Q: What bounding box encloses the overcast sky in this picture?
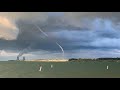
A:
[1,12,120,60]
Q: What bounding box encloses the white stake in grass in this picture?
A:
[107,65,109,70]
[39,66,42,71]
[51,64,53,68]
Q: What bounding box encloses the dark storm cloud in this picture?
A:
[64,12,120,20]
[0,18,120,52]
[35,16,88,32]
[51,17,120,51]
[15,19,86,52]
[1,18,82,53]
[1,12,120,58]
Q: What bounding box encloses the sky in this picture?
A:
[1,12,120,60]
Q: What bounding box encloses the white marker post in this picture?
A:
[39,66,42,71]
[51,65,53,68]
[107,65,109,70]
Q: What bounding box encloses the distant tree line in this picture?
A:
[69,57,120,62]
[97,58,120,60]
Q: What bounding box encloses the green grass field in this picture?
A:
[0,61,119,78]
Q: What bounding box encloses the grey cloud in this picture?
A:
[1,12,120,59]
[64,12,120,20]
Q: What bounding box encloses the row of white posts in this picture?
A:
[39,64,53,71]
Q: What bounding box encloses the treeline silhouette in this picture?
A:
[69,57,120,62]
